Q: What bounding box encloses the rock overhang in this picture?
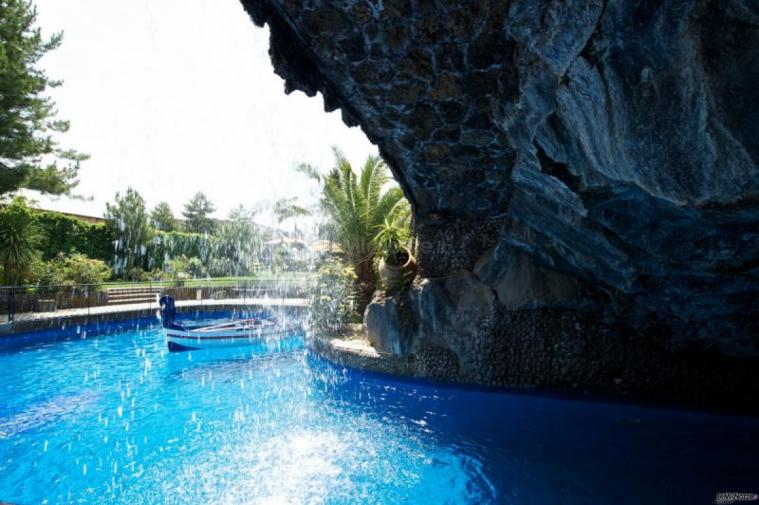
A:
[239,0,759,388]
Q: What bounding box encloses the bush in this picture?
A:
[186,257,207,278]
[146,268,171,281]
[125,266,148,282]
[208,257,233,277]
[33,210,113,261]
[307,261,359,337]
[33,253,111,286]
[166,255,207,280]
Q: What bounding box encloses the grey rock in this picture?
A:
[363,294,415,355]
[240,0,759,408]
[474,245,582,310]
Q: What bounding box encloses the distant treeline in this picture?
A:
[31,208,214,271]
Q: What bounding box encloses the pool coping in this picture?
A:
[309,329,759,419]
[0,298,308,336]
[310,328,424,379]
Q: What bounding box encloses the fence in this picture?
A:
[0,277,311,323]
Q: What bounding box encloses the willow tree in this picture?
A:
[0,0,87,196]
[215,205,260,276]
[300,149,409,313]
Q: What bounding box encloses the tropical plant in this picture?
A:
[372,215,411,266]
[0,197,41,284]
[299,148,410,313]
[0,0,87,196]
[308,260,359,336]
[273,197,309,225]
[182,192,216,234]
[105,187,151,277]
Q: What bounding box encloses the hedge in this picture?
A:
[32,211,114,262]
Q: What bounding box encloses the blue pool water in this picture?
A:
[1,315,758,504]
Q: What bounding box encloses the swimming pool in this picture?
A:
[1,315,757,504]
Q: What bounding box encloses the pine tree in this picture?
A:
[150,202,176,232]
[0,0,87,196]
[182,192,216,234]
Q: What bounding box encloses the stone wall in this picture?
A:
[364,273,759,413]
[239,0,759,409]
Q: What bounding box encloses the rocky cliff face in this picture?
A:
[240,0,759,408]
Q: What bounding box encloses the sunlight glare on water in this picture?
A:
[0,316,757,504]
[0,318,494,504]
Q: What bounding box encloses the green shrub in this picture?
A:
[146,268,172,281]
[166,255,207,280]
[308,261,359,336]
[125,266,148,282]
[208,257,233,277]
[33,253,111,286]
[186,257,207,278]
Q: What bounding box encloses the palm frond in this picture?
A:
[317,150,412,289]
[295,162,322,183]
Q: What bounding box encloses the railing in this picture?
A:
[0,277,311,323]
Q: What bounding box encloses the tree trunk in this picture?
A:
[354,258,375,317]
[3,259,13,285]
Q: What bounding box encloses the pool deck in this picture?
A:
[0,298,308,335]
[310,325,418,378]
[312,325,461,383]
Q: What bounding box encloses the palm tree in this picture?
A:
[273,197,310,224]
[273,196,310,238]
[300,148,410,313]
[0,198,41,285]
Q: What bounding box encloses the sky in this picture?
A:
[28,0,376,221]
